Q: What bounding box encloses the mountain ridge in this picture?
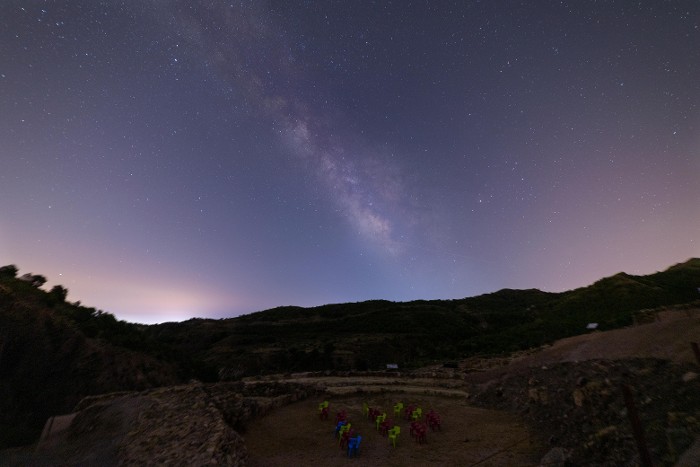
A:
[1,258,699,449]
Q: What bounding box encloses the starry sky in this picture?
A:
[1,1,698,324]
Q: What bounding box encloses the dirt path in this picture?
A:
[243,394,541,466]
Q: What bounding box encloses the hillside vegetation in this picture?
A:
[0,267,180,448]
[148,258,700,377]
[1,259,699,449]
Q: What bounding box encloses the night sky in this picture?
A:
[2,1,698,324]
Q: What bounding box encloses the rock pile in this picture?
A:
[31,381,320,466]
[470,358,700,466]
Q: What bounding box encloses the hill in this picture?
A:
[1,258,699,451]
[9,306,700,466]
[0,267,181,448]
[146,258,700,377]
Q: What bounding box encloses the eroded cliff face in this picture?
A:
[29,381,320,466]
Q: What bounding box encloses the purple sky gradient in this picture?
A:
[1,1,698,323]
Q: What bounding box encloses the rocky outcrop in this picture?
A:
[29,381,320,466]
[471,358,700,466]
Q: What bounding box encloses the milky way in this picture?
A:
[1,1,698,323]
[160,2,414,254]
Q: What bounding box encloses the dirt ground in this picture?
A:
[243,394,541,466]
[243,308,700,466]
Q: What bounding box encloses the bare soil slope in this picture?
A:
[513,309,700,365]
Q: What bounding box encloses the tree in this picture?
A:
[20,273,47,287]
[0,265,18,279]
[49,285,68,302]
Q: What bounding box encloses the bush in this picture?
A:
[0,264,18,279]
